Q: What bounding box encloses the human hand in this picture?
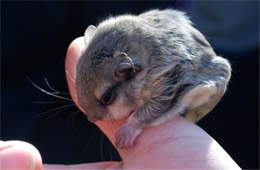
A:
[0,37,241,170]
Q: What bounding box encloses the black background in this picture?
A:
[1,1,259,169]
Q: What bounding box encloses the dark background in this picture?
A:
[1,1,259,169]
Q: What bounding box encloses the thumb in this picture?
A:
[0,140,42,170]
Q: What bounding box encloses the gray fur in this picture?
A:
[76,9,231,148]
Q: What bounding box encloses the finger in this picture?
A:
[65,37,124,144]
[43,162,121,170]
[0,140,42,170]
[65,36,85,114]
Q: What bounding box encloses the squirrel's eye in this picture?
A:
[101,88,115,106]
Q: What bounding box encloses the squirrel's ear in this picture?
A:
[115,57,141,79]
[84,25,96,45]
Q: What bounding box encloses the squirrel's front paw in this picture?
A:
[115,124,141,149]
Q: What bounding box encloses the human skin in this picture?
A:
[0,37,241,170]
[0,141,42,170]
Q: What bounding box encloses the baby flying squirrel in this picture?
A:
[76,9,231,149]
